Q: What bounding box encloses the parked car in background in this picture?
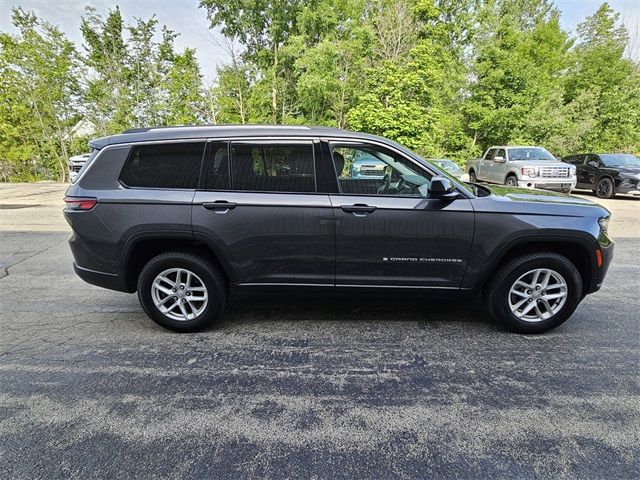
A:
[351,153,387,179]
[428,159,464,180]
[467,146,576,193]
[65,125,613,335]
[68,153,91,182]
[563,153,640,198]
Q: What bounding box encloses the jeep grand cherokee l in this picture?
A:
[64,126,613,334]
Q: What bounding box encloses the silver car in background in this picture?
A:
[429,159,465,180]
[68,153,91,182]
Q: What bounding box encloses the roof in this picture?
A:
[88,124,380,149]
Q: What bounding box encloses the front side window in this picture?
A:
[120,142,204,189]
[230,143,316,193]
[331,144,432,197]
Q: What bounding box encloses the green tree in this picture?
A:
[565,3,640,152]
[165,49,205,125]
[199,0,309,123]
[0,8,80,181]
[464,3,573,153]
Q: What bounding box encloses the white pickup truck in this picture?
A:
[467,146,576,193]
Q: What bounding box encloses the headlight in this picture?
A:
[570,166,576,176]
[598,216,610,234]
[521,167,538,177]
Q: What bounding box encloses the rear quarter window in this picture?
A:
[120,142,205,189]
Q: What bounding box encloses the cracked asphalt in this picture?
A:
[0,183,638,479]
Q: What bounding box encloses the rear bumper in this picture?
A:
[73,263,130,293]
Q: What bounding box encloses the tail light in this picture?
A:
[64,196,97,211]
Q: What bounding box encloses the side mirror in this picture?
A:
[430,176,459,200]
[588,161,599,168]
[494,156,506,163]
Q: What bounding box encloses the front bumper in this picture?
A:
[616,180,640,195]
[588,241,614,294]
[518,179,577,191]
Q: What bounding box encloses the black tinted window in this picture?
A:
[204,142,230,190]
[120,142,204,189]
[230,143,316,192]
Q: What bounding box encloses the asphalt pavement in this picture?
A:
[0,183,638,479]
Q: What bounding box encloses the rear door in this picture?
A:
[326,140,474,289]
[192,139,335,288]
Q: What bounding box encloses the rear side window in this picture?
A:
[120,142,205,189]
[230,143,316,192]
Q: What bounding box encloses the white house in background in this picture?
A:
[66,119,96,139]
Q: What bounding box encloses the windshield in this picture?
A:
[508,147,556,162]
[599,154,640,167]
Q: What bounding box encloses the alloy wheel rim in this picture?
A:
[508,268,568,323]
[597,179,611,197]
[151,268,208,321]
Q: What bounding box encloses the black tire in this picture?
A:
[137,252,227,332]
[485,252,582,334]
[595,177,615,199]
[469,170,477,182]
[505,175,518,187]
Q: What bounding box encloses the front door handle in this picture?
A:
[202,201,237,213]
[341,204,376,215]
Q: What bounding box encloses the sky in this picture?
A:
[1,0,639,81]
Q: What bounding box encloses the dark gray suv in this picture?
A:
[64,126,613,333]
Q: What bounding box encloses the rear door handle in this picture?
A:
[202,201,237,213]
[341,204,376,215]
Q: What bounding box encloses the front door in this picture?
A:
[327,142,474,289]
[192,139,335,287]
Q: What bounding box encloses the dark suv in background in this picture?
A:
[65,126,613,334]
[563,153,640,198]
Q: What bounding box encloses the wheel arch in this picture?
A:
[504,172,519,184]
[476,236,597,297]
[120,232,233,293]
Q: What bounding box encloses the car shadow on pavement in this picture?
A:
[218,293,497,332]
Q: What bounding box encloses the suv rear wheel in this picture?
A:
[485,252,582,334]
[137,252,226,332]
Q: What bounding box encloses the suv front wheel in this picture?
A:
[486,252,582,333]
[137,252,227,332]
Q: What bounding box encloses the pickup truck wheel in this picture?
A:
[595,177,615,199]
[137,252,226,332]
[505,175,518,187]
[469,170,477,182]
[486,253,582,334]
